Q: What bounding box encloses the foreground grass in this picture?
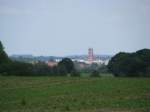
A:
[0,76,150,112]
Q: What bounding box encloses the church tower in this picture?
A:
[88,48,94,63]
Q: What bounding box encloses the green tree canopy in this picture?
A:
[0,41,9,64]
[58,58,75,75]
[0,41,4,53]
[108,49,150,77]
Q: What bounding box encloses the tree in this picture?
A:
[32,62,52,76]
[57,58,75,75]
[0,41,4,53]
[0,41,10,64]
[0,61,33,76]
[108,49,150,77]
[57,65,68,76]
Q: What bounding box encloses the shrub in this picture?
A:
[90,70,100,77]
[70,70,80,77]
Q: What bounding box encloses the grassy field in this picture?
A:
[0,76,150,112]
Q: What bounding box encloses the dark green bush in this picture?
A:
[90,70,100,77]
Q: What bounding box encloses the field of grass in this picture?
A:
[0,76,150,112]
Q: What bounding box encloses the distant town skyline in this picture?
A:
[1,0,150,56]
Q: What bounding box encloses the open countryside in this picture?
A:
[1,0,150,112]
[0,76,150,112]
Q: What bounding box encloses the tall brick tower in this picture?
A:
[88,48,94,63]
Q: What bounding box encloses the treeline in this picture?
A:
[0,58,78,76]
[108,49,150,77]
[0,41,78,76]
[1,40,150,77]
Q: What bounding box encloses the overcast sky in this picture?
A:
[0,0,150,56]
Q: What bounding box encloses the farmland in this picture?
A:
[0,76,150,112]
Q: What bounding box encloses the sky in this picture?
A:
[0,0,150,56]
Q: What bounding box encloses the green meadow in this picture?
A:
[0,76,150,112]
